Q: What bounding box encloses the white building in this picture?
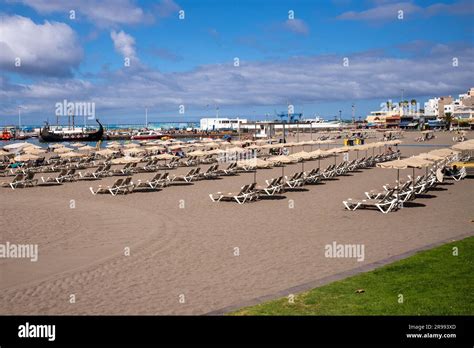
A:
[200,117,247,131]
[424,97,440,117]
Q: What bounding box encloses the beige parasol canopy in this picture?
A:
[187,150,208,157]
[14,153,39,162]
[429,148,459,157]
[224,147,246,153]
[123,147,146,155]
[153,153,177,160]
[289,151,313,161]
[266,155,298,164]
[111,156,142,164]
[59,151,86,158]
[416,153,445,162]
[79,145,96,152]
[237,158,273,169]
[452,140,474,151]
[49,143,65,149]
[308,149,330,158]
[206,149,226,155]
[54,147,73,154]
[71,142,86,147]
[124,143,141,148]
[95,149,117,156]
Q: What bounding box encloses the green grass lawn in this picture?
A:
[231,236,474,315]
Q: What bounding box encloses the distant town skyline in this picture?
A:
[1,0,473,125]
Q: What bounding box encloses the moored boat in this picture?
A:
[39,119,104,142]
[130,130,163,140]
[1,129,13,141]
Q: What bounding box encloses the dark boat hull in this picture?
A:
[39,120,104,142]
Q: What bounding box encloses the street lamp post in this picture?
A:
[17,106,26,131]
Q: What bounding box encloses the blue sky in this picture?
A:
[1,0,473,125]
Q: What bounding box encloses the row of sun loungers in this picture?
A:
[89,164,235,196]
[343,165,466,213]
[208,153,400,204]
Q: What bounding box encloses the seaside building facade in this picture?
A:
[200,117,247,131]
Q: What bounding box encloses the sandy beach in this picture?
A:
[0,131,472,315]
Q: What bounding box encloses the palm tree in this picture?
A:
[410,99,417,115]
[445,112,453,130]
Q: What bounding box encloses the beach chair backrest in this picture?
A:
[122,177,132,186]
[25,171,35,180]
[13,173,25,182]
[151,172,162,181]
[238,184,250,195]
[112,178,124,188]
[248,182,256,192]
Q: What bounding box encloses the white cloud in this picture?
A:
[283,19,309,35]
[9,0,151,26]
[0,15,83,76]
[337,0,474,21]
[154,0,180,18]
[1,44,473,120]
[110,30,137,60]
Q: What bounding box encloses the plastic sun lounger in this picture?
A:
[90,177,134,196]
[343,196,398,214]
[322,165,336,179]
[78,166,104,180]
[3,172,38,189]
[133,172,169,191]
[40,169,68,184]
[209,183,258,204]
[445,167,467,181]
[171,168,200,182]
[256,177,283,196]
[285,172,305,188]
[215,162,237,175]
[200,164,219,179]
